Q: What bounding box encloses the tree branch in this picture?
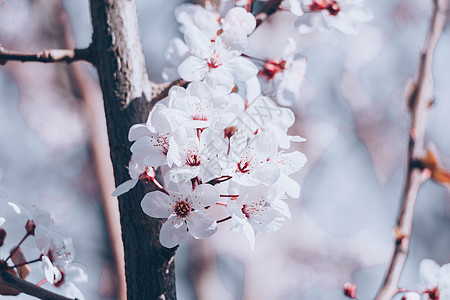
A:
[0,47,92,64]
[375,0,448,299]
[0,268,76,300]
[255,0,282,27]
[89,0,176,299]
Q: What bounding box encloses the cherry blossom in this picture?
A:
[162,37,190,81]
[420,259,450,300]
[175,4,221,40]
[227,185,288,249]
[402,292,421,300]
[273,151,307,198]
[178,26,258,93]
[129,103,181,168]
[258,38,307,107]
[34,225,75,267]
[293,0,373,35]
[141,182,219,248]
[112,157,155,197]
[220,7,256,51]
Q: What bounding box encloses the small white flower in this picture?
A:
[162,38,190,81]
[220,7,256,51]
[259,39,307,107]
[402,292,421,300]
[227,185,287,249]
[420,259,450,299]
[175,4,221,40]
[273,151,307,198]
[178,26,258,93]
[141,183,220,248]
[35,225,74,266]
[112,158,155,197]
[294,0,373,35]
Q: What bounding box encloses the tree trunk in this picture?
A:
[88,1,177,299]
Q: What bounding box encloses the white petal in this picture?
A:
[143,152,167,168]
[271,199,291,219]
[184,26,214,59]
[7,201,21,214]
[59,282,85,300]
[141,191,172,218]
[205,68,235,94]
[191,184,220,209]
[178,56,208,82]
[439,263,450,290]
[276,175,300,199]
[276,151,307,175]
[250,209,285,233]
[187,211,217,239]
[227,57,258,82]
[253,163,280,185]
[420,259,440,285]
[164,37,189,64]
[168,166,200,183]
[402,292,420,300]
[128,124,152,141]
[41,255,55,284]
[0,217,4,226]
[280,0,303,16]
[159,216,188,248]
[112,179,139,197]
[130,136,155,155]
[35,225,52,254]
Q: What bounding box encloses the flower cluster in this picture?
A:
[114,0,372,249]
[402,259,450,300]
[0,201,86,299]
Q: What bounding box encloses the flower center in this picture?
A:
[258,60,286,80]
[207,53,223,69]
[186,153,201,166]
[192,114,208,121]
[425,287,439,300]
[241,199,266,219]
[174,201,191,218]
[151,134,170,155]
[237,160,252,173]
[309,0,340,16]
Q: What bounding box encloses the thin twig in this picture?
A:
[0,47,92,64]
[216,216,231,223]
[5,233,30,262]
[375,0,448,299]
[0,268,77,300]
[255,0,283,27]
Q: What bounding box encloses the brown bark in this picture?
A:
[375,0,448,299]
[0,267,76,300]
[88,1,176,299]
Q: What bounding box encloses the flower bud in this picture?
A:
[0,228,6,247]
[25,220,36,235]
[224,126,238,139]
[343,282,357,299]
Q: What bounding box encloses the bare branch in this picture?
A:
[0,47,92,64]
[255,0,283,27]
[150,79,187,106]
[375,0,448,299]
[0,268,77,300]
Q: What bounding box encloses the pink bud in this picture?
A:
[343,282,357,299]
[25,220,36,235]
[0,228,6,247]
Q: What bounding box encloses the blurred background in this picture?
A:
[0,0,449,299]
